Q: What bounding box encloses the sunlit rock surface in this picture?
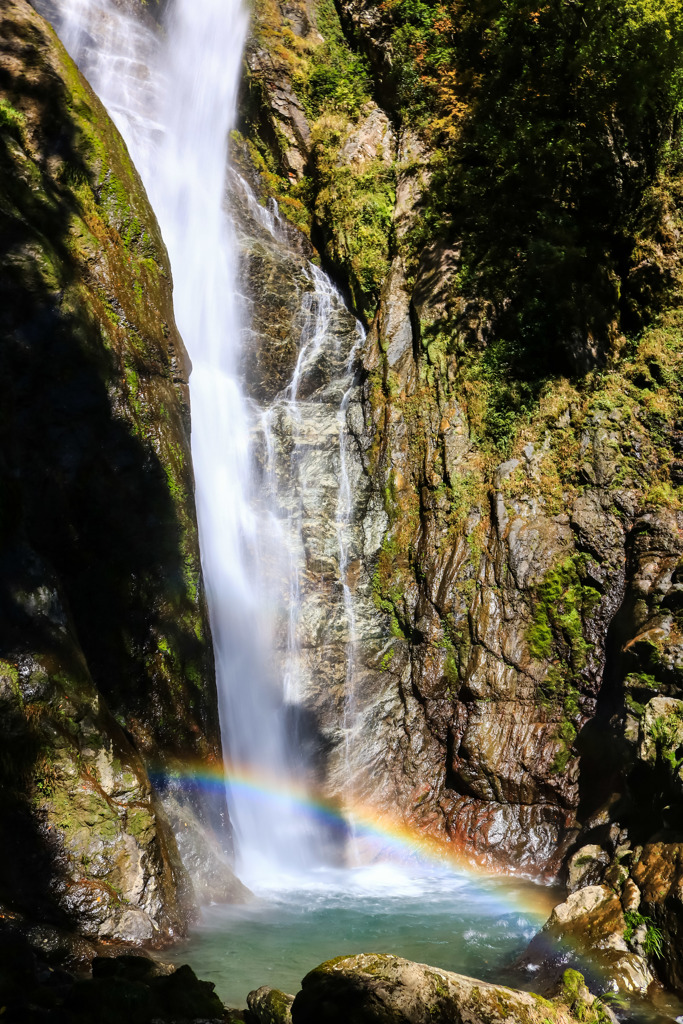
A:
[237,0,683,902]
[289,954,607,1024]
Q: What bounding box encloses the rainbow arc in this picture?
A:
[150,760,558,920]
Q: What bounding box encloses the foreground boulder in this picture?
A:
[289,953,608,1024]
[247,985,294,1024]
[0,929,228,1024]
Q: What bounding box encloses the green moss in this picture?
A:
[0,98,26,139]
[562,969,584,1001]
[0,660,21,702]
[127,808,154,840]
[164,463,186,504]
[645,480,683,510]
[624,693,647,718]
[528,555,601,671]
[380,647,395,671]
[313,128,395,320]
[649,708,683,777]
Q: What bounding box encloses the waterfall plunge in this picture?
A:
[41,0,362,879]
[155,0,320,876]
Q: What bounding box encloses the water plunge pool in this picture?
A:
[165,864,557,1008]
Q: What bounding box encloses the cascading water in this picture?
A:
[37,0,553,1005]
[150,0,324,876]
[40,0,353,876]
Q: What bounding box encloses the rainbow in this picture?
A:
[148,761,631,999]
[149,760,558,921]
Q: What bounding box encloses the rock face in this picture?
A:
[0,0,232,942]
[236,0,683,996]
[290,954,604,1024]
[228,171,399,824]
[236,0,683,925]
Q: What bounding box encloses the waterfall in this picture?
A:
[37,0,366,880]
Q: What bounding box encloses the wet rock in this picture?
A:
[523,885,654,995]
[567,846,610,892]
[232,175,317,402]
[248,985,294,1024]
[620,877,641,913]
[158,788,252,906]
[291,953,599,1024]
[631,840,683,991]
[547,885,621,931]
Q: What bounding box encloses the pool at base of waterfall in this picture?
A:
[164,863,558,1008]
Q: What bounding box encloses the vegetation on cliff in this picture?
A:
[238,0,395,318]
[388,0,683,373]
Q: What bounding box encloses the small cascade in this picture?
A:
[39,0,371,879]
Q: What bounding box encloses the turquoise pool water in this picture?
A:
[165,863,557,1008]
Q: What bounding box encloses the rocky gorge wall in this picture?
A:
[237,0,683,994]
[4,0,683,1003]
[0,0,242,950]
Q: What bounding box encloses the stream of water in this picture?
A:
[35,0,559,1005]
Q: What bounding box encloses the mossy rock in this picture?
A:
[291,953,590,1024]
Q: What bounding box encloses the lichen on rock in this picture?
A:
[291,953,612,1024]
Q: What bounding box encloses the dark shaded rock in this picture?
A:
[0,0,237,941]
[0,927,227,1023]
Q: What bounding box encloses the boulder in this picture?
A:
[521,884,654,995]
[247,985,294,1024]
[291,953,601,1024]
[567,846,609,892]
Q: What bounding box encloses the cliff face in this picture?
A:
[239,0,683,993]
[6,0,683,996]
[0,0,236,945]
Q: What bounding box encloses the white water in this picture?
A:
[41,0,359,877]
